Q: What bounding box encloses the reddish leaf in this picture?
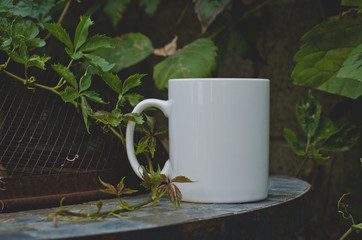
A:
[167,185,176,207]
[171,176,193,183]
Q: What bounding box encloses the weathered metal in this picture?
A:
[0,175,311,240]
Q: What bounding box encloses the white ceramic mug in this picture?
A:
[126,78,270,203]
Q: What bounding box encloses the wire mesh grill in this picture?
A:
[0,70,132,211]
[0,71,124,178]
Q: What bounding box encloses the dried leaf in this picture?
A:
[153,36,178,57]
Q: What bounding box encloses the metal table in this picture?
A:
[0,175,310,240]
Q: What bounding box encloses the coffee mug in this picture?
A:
[126,78,270,203]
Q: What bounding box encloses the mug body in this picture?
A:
[168,78,269,203]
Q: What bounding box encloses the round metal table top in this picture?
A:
[0,175,311,240]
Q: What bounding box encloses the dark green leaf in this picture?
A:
[92,33,153,72]
[283,128,306,156]
[112,109,122,118]
[104,0,131,26]
[44,22,73,51]
[320,124,359,152]
[122,73,145,94]
[79,67,92,92]
[341,0,362,8]
[74,16,93,51]
[153,38,217,89]
[80,96,92,133]
[97,69,122,93]
[309,146,329,166]
[193,0,231,33]
[52,64,78,90]
[291,15,362,99]
[8,51,26,64]
[138,0,160,15]
[60,86,79,102]
[313,113,340,144]
[79,35,118,52]
[65,47,83,60]
[295,92,321,137]
[122,113,144,125]
[19,41,28,61]
[82,91,106,104]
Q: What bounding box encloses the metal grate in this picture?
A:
[0,70,131,212]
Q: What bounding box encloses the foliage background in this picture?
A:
[1,0,361,239]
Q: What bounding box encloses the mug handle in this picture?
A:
[126,99,171,179]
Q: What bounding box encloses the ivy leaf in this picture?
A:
[99,177,117,196]
[309,146,329,166]
[122,73,145,94]
[291,15,362,99]
[80,96,92,133]
[193,0,231,33]
[79,67,92,92]
[104,0,131,27]
[336,43,362,82]
[319,124,359,152]
[312,113,340,144]
[124,93,144,107]
[92,33,153,72]
[83,53,115,72]
[60,86,79,102]
[82,91,106,104]
[97,69,122,93]
[284,128,306,156]
[44,22,73,52]
[28,55,51,70]
[153,38,217,89]
[341,0,362,8]
[138,0,160,15]
[295,92,321,138]
[171,176,193,183]
[79,35,118,52]
[52,64,78,90]
[74,16,93,51]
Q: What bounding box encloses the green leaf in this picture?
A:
[149,137,156,158]
[193,0,231,33]
[309,146,329,166]
[92,33,153,72]
[28,55,51,70]
[60,86,79,102]
[74,16,93,51]
[82,91,106,104]
[104,0,131,26]
[124,93,144,107]
[283,128,306,156]
[44,22,73,51]
[83,53,115,72]
[138,0,160,15]
[295,92,321,137]
[52,64,78,90]
[79,35,118,52]
[291,15,362,99]
[122,73,145,94]
[80,96,92,133]
[319,124,359,152]
[97,69,122,93]
[79,67,92,92]
[341,0,362,8]
[336,43,362,82]
[153,38,217,89]
[313,113,340,144]
[135,136,150,155]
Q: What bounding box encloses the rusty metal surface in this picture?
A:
[0,175,311,240]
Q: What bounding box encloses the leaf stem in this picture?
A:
[109,126,125,145]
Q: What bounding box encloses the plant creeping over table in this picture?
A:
[0,2,193,225]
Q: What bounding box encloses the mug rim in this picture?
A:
[169,78,269,82]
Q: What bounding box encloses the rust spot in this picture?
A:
[133,43,144,50]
